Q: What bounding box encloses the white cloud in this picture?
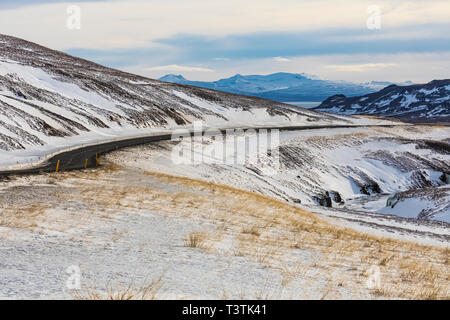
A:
[131,53,449,83]
[3,1,447,84]
[324,63,397,72]
[273,57,290,62]
[1,0,450,50]
[146,65,214,72]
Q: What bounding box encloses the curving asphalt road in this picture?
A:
[0,124,403,177]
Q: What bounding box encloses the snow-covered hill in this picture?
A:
[159,72,377,102]
[107,125,450,223]
[0,34,358,168]
[314,80,450,123]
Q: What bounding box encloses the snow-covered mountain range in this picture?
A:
[0,34,363,168]
[159,73,379,102]
[314,80,450,123]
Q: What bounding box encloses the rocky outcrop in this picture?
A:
[312,192,332,207]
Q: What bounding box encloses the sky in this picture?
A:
[0,0,449,83]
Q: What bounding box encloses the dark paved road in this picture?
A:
[0,124,404,177]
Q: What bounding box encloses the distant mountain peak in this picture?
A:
[158,72,376,102]
[158,74,187,82]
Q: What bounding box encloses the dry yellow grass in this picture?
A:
[140,171,450,299]
[241,224,262,237]
[1,164,449,299]
[72,277,163,300]
[0,203,49,230]
[184,231,208,249]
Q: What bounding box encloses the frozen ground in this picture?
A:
[106,125,450,224]
[2,126,447,300]
[0,166,448,299]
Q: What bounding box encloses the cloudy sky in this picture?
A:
[1,0,449,83]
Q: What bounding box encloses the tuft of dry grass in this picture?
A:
[254,246,278,266]
[413,286,444,300]
[280,262,310,288]
[378,254,395,266]
[72,278,163,300]
[241,224,261,237]
[184,231,208,249]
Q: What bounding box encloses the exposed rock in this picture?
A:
[360,182,381,195]
[329,191,344,203]
[439,172,449,184]
[313,191,332,207]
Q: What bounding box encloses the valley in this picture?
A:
[0,33,448,300]
[106,125,450,224]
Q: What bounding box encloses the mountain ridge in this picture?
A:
[0,34,361,168]
[158,72,379,102]
[313,79,450,123]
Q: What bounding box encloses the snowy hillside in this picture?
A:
[314,80,450,123]
[379,186,450,222]
[0,34,356,168]
[107,125,450,222]
[159,72,377,102]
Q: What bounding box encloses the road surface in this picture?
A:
[0,124,403,177]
